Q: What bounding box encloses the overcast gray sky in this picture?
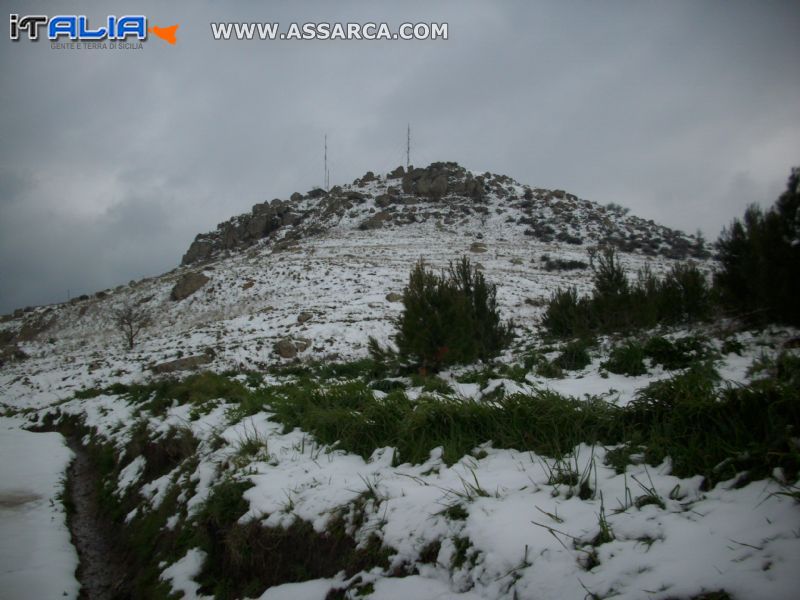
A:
[1,0,798,314]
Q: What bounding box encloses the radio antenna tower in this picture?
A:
[406,123,411,169]
[324,134,330,191]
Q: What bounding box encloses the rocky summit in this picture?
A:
[180,161,709,267]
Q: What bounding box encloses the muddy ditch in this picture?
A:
[29,411,185,599]
[32,410,399,600]
[65,438,131,600]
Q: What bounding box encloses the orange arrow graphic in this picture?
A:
[149,24,179,44]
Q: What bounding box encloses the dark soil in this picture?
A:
[66,439,129,600]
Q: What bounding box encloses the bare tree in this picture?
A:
[112,300,151,350]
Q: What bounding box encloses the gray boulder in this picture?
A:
[359,211,392,230]
[275,337,312,359]
[375,194,394,208]
[416,177,431,196]
[387,166,405,179]
[272,239,300,253]
[248,214,269,238]
[275,339,297,359]
[170,272,210,301]
[181,239,213,265]
[470,242,488,253]
[430,174,448,198]
[294,338,312,352]
[401,174,414,194]
[465,176,485,200]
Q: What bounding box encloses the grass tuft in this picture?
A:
[553,340,592,371]
[602,341,647,376]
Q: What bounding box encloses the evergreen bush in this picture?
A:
[543,247,713,337]
[395,257,513,370]
[714,167,800,326]
[553,340,592,371]
[602,341,647,376]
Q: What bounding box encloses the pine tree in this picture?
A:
[715,167,800,325]
[395,258,512,370]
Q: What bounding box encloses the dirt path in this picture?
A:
[66,440,130,600]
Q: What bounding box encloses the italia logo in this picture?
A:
[9,14,179,44]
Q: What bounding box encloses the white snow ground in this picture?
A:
[0,417,79,599]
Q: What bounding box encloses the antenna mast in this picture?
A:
[324,134,329,191]
[406,123,411,169]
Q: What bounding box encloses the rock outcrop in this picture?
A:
[359,211,392,231]
[177,161,711,266]
[400,162,485,201]
[274,337,311,359]
[182,199,302,265]
[170,272,210,301]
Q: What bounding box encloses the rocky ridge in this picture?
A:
[181,162,709,266]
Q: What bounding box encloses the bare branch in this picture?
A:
[112,299,151,350]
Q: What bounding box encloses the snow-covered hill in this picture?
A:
[0,162,711,406]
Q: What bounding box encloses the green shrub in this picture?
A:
[774,351,800,387]
[714,167,800,326]
[409,374,454,394]
[316,359,382,380]
[643,335,711,371]
[107,360,798,489]
[265,379,622,465]
[553,340,592,371]
[270,363,315,379]
[455,368,497,388]
[74,387,104,399]
[659,262,714,323]
[624,361,800,483]
[543,247,713,338]
[395,257,513,370]
[535,360,564,379]
[749,350,800,388]
[642,337,676,369]
[542,257,588,272]
[602,341,647,376]
[129,372,250,415]
[263,365,799,484]
[494,363,530,383]
[720,338,744,356]
[541,287,592,338]
[370,379,407,393]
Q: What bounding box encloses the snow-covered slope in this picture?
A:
[0,162,711,407]
[1,163,798,600]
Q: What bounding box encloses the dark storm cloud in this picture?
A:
[1,0,798,313]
